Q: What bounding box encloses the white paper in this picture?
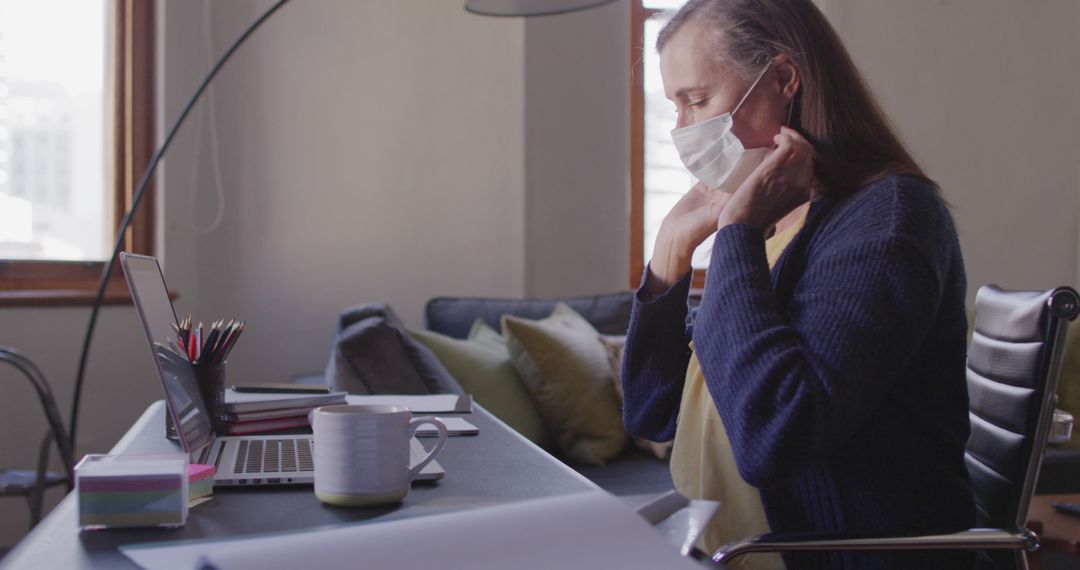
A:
[345,394,471,413]
[121,491,702,570]
[121,539,226,570]
[415,416,477,436]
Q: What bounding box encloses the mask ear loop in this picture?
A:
[731,62,773,118]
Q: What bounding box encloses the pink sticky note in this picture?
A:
[188,464,216,483]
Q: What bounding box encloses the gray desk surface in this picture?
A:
[2,400,598,569]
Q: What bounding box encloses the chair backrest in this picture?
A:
[965,285,1080,529]
[0,346,75,484]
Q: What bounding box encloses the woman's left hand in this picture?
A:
[717,127,815,232]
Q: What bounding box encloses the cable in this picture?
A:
[191,0,228,234]
[70,0,294,448]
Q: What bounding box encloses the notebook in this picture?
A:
[224,389,346,414]
[120,253,444,487]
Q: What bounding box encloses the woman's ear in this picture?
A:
[773,54,801,102]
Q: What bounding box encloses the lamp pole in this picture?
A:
[70,0,294,448]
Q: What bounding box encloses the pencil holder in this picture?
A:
[165,362,228,438]
[194,362,228,434]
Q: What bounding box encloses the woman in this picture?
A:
[621,1,975,568]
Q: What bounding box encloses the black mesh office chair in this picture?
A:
[0,346,75,529]
[710,285,1080,569]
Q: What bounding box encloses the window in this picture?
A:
[0,0,154,306]
[630,1,701,288]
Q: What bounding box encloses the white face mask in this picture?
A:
[670,63,772,193]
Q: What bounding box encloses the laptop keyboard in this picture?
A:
[228,438,439,477]
[234,438,314,474]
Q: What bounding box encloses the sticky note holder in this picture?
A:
[75,454,189,530]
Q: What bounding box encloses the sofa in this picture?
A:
[298,291,675,496]
[421,291,674,496]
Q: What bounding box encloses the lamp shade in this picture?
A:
[465,0,618,17]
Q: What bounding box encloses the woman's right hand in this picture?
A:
[646,181,732,293]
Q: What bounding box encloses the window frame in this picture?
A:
[628,2,652,289]
[629,2,707,292]
[0,0,155,307]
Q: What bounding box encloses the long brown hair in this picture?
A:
[657,0,930,196]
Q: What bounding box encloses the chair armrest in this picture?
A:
[712,528,1038,565]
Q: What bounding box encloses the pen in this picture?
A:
[203,323,222,364]
[187,332,197,363]
[213,320,235,362]
[178,316,244,364]
[215,322,239,364]
[221,321,245,362]
[1053,502,1080,519]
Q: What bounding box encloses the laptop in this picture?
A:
[120,252,444,487]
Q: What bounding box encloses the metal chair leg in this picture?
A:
[30,431,55,527]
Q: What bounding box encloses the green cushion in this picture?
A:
[501,304,628,465]
[468,320,507,352]
[1057,320,1080,448]
[409,327,549,447]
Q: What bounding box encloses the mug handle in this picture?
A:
[407,417,448,481]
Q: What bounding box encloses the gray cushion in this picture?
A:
[424,291,635,340]
[326,303,464,395]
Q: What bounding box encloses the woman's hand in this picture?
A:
[647,182,733,292]
[718,127,815,232]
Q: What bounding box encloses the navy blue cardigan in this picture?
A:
[622,176,975,569]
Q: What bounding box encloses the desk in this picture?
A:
[2,400,598,569]
[1027,494,1080,570]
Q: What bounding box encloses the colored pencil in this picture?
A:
[177,316,245,364]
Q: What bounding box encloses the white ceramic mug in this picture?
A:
[311,405,447,507]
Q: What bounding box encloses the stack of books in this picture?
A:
[221,388,347,435]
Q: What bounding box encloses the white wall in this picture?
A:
[524,2,630,297]
[161,0,633,396]
[166,0,529,388]
[813,0,1080,295]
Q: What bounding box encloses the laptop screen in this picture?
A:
[121,253,214,454]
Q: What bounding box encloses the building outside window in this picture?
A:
[0,0,107,261]
[641,0,693,265]
[0,0,154,306]
[631,0,697,286]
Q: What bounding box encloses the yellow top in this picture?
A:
[670,215,805,568]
